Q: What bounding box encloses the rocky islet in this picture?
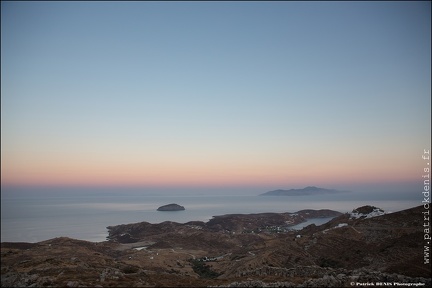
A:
[156,203,185,211]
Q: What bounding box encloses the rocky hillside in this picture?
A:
[1,205,430,287]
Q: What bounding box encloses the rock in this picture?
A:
[349,205,385,219]
[66,281,79,287]
[157,203,185,211]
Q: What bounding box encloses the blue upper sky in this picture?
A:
[1,1,431,190]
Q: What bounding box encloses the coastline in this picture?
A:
[2,205,430,287]
[0,194,419,243]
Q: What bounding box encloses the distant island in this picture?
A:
[157,203,185,211]
[259,186,348,196]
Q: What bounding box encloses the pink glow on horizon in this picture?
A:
[1,157,421,188]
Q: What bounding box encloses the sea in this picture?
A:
[0,187,421,243]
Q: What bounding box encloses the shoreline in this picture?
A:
[2,208,343,244]
[2,204,429,287]
[1,200,419,244]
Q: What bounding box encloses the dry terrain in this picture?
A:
[1,206,430,287]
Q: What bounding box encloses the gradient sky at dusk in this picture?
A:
[1,1,431,191]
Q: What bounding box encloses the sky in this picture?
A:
[1,1,431,193]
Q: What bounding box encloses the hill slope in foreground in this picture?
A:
[1,205,430,287]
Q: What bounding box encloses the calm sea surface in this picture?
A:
[1,192,419,243]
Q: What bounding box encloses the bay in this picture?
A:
[1,191,419,243]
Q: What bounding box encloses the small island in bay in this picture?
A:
[157,203,185,211]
